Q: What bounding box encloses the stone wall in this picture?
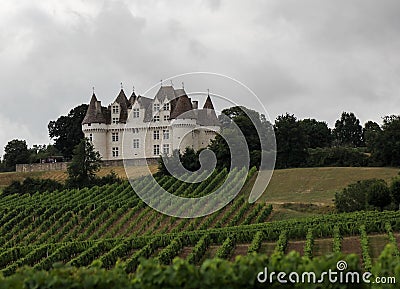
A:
[16,162,70,173]
[15,158,159,173]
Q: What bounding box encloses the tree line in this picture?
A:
[1,103,400,172]
[166,107,400,171]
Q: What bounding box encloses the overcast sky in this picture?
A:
[1,0,400,157]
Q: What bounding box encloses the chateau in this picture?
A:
[82,85,220,161]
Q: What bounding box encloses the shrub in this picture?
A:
[307,147,369,167]
[3,177,63,196]
[335,179,391,212]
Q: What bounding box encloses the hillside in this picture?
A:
[0,170,399,277]
[263,167,399,204]
[0,165,158,189]
[1,166,398,198]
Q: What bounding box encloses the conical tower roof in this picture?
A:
[170,93,194,119]
[82,93,107,124]
[203,95,215,109]
[198,95,220,126]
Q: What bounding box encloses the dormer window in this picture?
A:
[112,105,119,114]
[163,103,170,111]
[153,103,160,112]
[112,117,119,124]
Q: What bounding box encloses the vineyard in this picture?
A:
[0,168,400,287]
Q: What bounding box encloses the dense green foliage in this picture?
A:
[335,179,393,212]
[66,138,102,188]
[48,104,88,159]
[2,139,31,171]
[333,112,363,147]
[274,113,308,168]
[157,148,201,176]
[373,115,400,166]
[209,106,274,169]
[1,245,399,289]
[3,177,63,196]
[306,147,369,167]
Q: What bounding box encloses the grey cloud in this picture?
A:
[0,0,399,156]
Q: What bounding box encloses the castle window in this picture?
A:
[163,103,170,111]
[112,147,119,157]
[163,144,170,155]
[133,108,140,118]
[153,130,160,140]
[163,115,169,121]
[112,105,119,114]
[153,115,160,122]
[112,117,119,124]
[112,132,119,142]
[89,134,93,142]
[153,103,160,112]
[153,145,160,155]
[163,130,169,140]
[133,139,139,149]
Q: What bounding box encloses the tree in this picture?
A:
[221,107,262,152]
[48,104,88,159]
[373,115,400,166]
[157,148,201,176]
[3,139,31,171]
[333,112,363,147]
[3,178,63,196]
[363,121,381,153]
[181,147,201,172]
[299,118,332,149]
[66,138,101,188]
[29,144,61,164]
[367,180,391,211]
[208,106,275,169]
[274,113,308,168]
[390,177,400,209]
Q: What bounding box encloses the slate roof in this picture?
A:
[82,93,107,124]
[170,93,194,119]
[82,85,220,126]
[129,91,137,107]
[203,95,214,109]
[136,96,153,122]
[113,89,130,123]
[154,85,176,102]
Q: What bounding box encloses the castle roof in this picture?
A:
[113,89,130,123]
[82,84,220,126]
[196,95,218,126]
[136,96,153,122]
[170,92,194,119]
[129,91,137,106]
[82,93,107,124]
[155,85,176,102]
[203,95,214,109]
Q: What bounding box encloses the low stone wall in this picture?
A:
[16,158,159,173]
[16,162,70,173]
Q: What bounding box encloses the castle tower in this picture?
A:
[82,92,108,159]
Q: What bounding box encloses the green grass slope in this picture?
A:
[261,167,399,205]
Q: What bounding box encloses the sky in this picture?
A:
[0,0,400,157]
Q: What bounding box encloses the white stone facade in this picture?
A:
[82,86,220,161]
